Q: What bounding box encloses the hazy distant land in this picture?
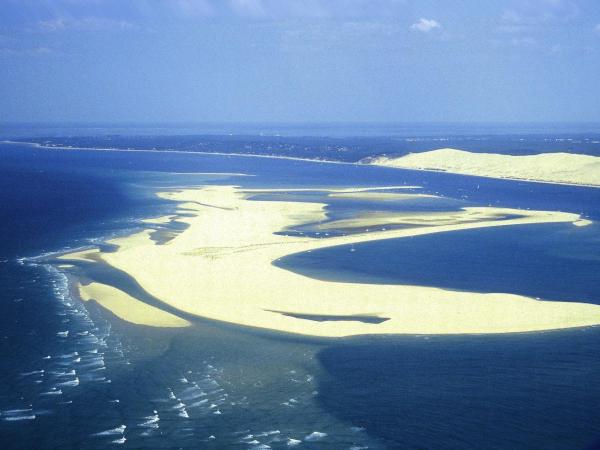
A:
[8,138,600,187]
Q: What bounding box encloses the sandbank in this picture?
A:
[242,186,421,193]
[59,185,600,337]
[328,192,437,201]
[79,282,191,328]
[368,148,600,187]
[58,248,101,263]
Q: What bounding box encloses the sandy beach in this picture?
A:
[63,185,600,337]
[368,148,600,187]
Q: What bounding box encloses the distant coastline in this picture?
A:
[0,140,350,166]
[3,139,600,188]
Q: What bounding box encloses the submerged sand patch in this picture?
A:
[62,185,600,337]
[316,208,519,231]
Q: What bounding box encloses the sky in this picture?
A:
[1,0,600,123]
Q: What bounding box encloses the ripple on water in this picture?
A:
[2,260,131,433]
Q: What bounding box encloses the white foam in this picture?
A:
[51,370,76,377]
[40,389,62,396]
[187,399,208,408]
[3,414,36,421]
[180,385,206,400]
[304,431,327,441]
[58,377,79,387]
[139,413,160,429]
[79,359,104,369]
[20,370,44,376]
[93,425,126,436]
[256,430,280,437]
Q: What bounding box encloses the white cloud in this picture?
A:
[410,18,440,33]
[595,23,600,35]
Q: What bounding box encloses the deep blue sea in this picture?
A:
[1,124,600,449]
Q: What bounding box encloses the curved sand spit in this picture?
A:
[65,185,600,337]
[368,148,600,187]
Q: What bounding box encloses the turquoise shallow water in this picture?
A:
[1,135,600,449]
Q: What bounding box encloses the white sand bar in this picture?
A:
[242,186,421,193]
[64,185,600,337]
[368,148,600,187]
[79,282,191,328]
[327,192,437,201]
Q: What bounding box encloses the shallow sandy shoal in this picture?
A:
[64,185,600,337]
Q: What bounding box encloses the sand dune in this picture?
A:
[61,185,600,337]
[368,148,600,187]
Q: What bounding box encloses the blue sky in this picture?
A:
[1,0,600,123]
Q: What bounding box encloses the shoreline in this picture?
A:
[54,184,600,338]
[4,140,599,188]
[0,140,350,166]
[367,165,600,189]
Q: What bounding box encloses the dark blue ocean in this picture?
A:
[1,125,600,449]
